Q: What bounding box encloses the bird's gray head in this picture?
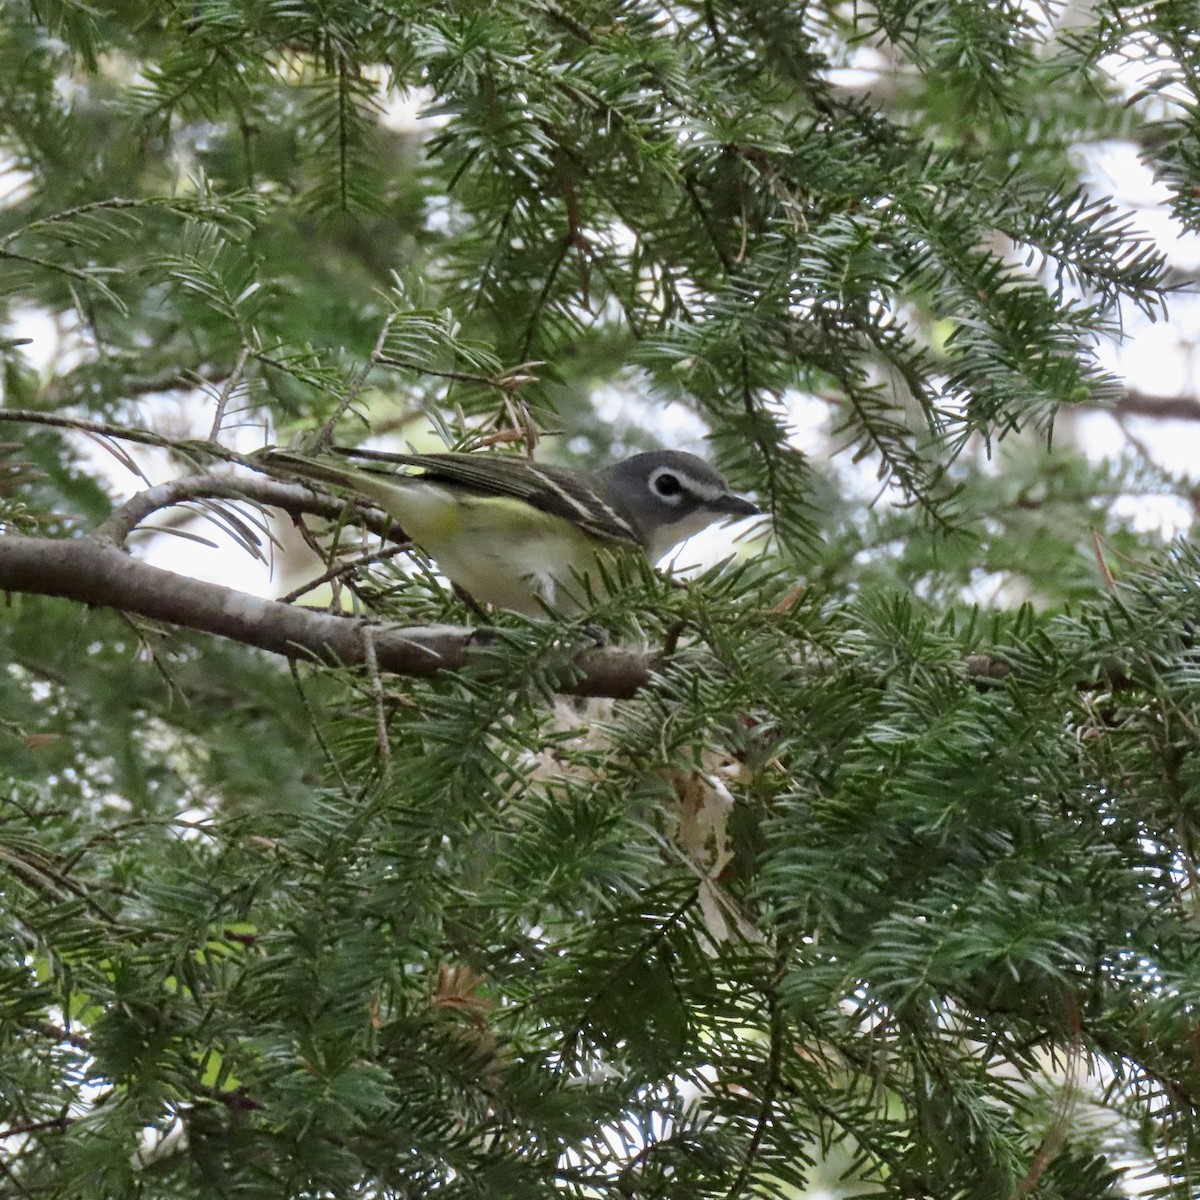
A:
[598,450,760,560]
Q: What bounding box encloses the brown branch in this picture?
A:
[32,1021,89,1052]
[1096,389,1200,423]
[0,456,1147,701]
[809,387,1200,424]
[0,1116,71,1140]
[0,525,1143,700]
[0,534,654,699]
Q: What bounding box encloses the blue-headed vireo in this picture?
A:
[262,446,760,615]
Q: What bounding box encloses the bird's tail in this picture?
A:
[255,448,416,517]
[257,448,366,492]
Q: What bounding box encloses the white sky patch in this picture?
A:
[375,81,452,133]
[0,152,35,209]
[785,389,832,449]
[1107,492,1195,538]
[659,510,765,578]
[1078,409,1200,481]
[1098,36,1197,111]
[591,380,711,453]
[1097,307,1200,398]
[3,303,93,377]
[1074,141,1200,271]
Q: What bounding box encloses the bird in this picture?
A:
[260,445,761,615]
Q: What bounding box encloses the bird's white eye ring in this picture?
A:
[653,471,683,498]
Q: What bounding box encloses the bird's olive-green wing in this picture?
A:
[330,448,643,547]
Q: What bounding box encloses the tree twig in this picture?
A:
[209,343,251,441]
[288,659,355,798]
[361,625,391,761]
[314,311,398,448]
[277,542,411,604]
[95,474,405,547]
[0,408,241,461]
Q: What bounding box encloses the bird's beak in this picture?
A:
[714,493,761,519]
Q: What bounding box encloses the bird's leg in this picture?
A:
[453,582,492,625]
[531,572,559,613]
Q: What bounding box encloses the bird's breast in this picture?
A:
[413,493,635,614]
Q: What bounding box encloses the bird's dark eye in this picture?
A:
[653,472,683,497]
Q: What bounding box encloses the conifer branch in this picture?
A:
[0,534,654,698]
[0,527,1150,699]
